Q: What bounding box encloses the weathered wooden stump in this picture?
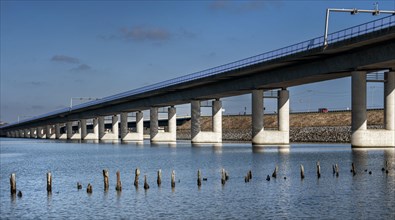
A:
[134,168,140,188]
[221,169,226,185]
[333,165,336,175]
[157,169,162,186]
[197,169,202,186]
[47,172,52,193]
[87,183,92,193]
[225,171,229,181]
[272,166,278,178]
[266,175,271,181]
[171,170,176,188]
[248,170,252,180]
[335,164,339,177]
[300,165,305,179]
[103,169,109,191]
[17,191,22,198]
[351,163,356,176]
[244,175,249,183]
[144,175,149,190]
[10,173,16,195]
[115,170,122,191]
[77,182,82,190]
[316,162,321,178]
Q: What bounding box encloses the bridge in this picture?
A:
[2,15,395,147]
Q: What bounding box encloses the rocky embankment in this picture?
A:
[176,110,384,143]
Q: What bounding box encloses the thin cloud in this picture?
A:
[71,64,91,72]
[51,55,80,64]
[26,81,47,86]
[120,26,171,42]
[209,0,229,10]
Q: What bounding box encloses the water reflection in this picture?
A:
[1,139,395,219]
[252,146,290,154]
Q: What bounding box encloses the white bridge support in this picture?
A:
[66,122,81,140]
[121,111,144,142]
[30,128,36,138]
[56,124,67,139]
[80,118,99,140]
[252,89,290,146]
[191,99,222,144]
[150,107,176,143]
[46,125,56,139]
[37,127,46,139]
[99,115,119,141]
[351,71,395,147]
[24,129,30,138]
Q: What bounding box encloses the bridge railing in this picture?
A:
[5,15,395,127]
[327,15,394,44]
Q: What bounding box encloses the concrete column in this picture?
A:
[168,106,177,140]
[93,118,99,139]
[213,100,222,134]
[46,125,51,139]
[30,128,35,138]
[55,124,61,139]
[278,89,290,132]
[120,112,129,139]
[66,122,73,139]
[352,71,367,132]
[121,111,144,141]
[136,111,143,139]
[37,127,45,138]
[98,116,105,139]
[191,100,221,143]
[150,107,159,139]
[191,100,201,140]
[384,71,394,131]
[112,115,119,139]
[80,119,87,139]
[252,90,264,143]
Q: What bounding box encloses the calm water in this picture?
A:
[0,138,394,219]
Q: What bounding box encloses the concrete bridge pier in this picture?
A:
[24,129,30,138]
[150,107,176,143]
[191,99,222,144]
[66,122,81,140]
[351,71,395,147]
[80,118,99,140]
[58,124,67,139]
[37,127,46,139]
[46,125,55,139]
[30,128,36,138]
[15,130,20,138]
[99,115,119,141]
[55,124,61,139]
[252,89,290,146]
[121,111,144,142]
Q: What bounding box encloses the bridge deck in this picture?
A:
[2,15,395,130]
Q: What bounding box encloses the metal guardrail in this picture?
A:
[4,15,395,128]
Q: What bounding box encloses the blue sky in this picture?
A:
[1,0,394,123]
